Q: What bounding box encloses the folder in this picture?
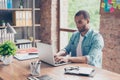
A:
[64,66,95,77]
[13,11,20,26]
[25,11,32,26]
[22,11,26,26]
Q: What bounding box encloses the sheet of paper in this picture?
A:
[14,53,39,60]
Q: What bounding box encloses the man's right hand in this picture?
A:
[54,50,67,63]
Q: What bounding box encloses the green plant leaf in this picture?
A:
[0,41,17,56]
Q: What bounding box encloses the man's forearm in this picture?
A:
[67,56,87,63]
[57,50,66,56]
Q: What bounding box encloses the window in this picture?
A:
[59,0,100,50]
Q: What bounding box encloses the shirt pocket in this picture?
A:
[83,46,91,55]
[70,44,76,50]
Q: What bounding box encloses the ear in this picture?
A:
[87,19,90,24]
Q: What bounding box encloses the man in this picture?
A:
[54,10,104,68]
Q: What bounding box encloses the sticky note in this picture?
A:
[104,3,111,12]
[117,4,120,9]
[104,0,108,3]
[112,0,116,3]
[101,2,105,8]
[110,7,115,12]
[113,3,117,8]
[116,0,120,4]
[108,0,112,4]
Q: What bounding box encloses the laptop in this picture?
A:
[36,43,68,66]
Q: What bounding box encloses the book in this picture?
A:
[15,39,32,49]
[16,47,39,54]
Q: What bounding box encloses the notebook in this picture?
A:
[64,66,95,77]
[36,43,68,66]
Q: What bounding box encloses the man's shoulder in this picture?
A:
[89,29,102,37]
[73,31,79,35]
[89,30,104,42]
[69,31,80,40]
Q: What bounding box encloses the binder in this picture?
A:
[22,11,26,26]
[28,11,32,26]
[19,11,23,26]
[7,0,12,8]
[13,11,20,26]
[25,11,32,26]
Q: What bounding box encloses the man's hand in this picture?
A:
[54,50,67,63]
[54,56,69,63]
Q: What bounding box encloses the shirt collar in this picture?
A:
[84,28,92,37]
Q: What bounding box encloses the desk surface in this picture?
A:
[0,59,120,80]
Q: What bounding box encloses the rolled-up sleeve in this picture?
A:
[85,34,104,68]
[64,32,78,55]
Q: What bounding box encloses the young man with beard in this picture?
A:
[54,10,104,68]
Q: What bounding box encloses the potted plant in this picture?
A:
[0,41,17,65]
[19,0,24,9]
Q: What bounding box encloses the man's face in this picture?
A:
[75,15,89,32]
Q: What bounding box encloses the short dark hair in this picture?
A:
[75,10,90,19]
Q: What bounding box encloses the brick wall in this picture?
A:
[39,0,52,44]
[51,0,59,53]
[100,1,120,73]
[39,0,59,53]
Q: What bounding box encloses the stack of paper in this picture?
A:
[14,47,39,60]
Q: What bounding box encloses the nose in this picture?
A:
[77,24,81,28]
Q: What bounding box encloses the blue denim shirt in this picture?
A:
[64,29,104,68]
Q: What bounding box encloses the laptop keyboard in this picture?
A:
[55,61,65,64]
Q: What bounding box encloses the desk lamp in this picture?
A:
[6,23,16,34]
[0,27,6,43]
[6,23,16,42]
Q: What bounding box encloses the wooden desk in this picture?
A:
[0,59,120,80]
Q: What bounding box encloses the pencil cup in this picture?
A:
[30,61,41,76]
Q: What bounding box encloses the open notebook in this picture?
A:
[64,66,95,76]
[14,47,39,60]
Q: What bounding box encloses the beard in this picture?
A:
[78,25,86,33]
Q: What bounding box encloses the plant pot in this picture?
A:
[2,56,13,65]
[0,55,2,62]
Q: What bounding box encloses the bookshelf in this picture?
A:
[0,0,40,47]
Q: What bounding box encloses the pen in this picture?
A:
[35,61,41,74]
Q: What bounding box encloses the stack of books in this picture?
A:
[14,47,39,60]
[15,39,32,49]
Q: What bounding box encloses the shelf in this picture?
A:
[60,28,77,32]
[0,0,40,47]
[0,26,6,29]
[12,24,41,27]
[0,8,40,11]
[35,24,41,26]
[34,8,41,11]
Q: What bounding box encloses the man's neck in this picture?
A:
[81,28,89,36]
